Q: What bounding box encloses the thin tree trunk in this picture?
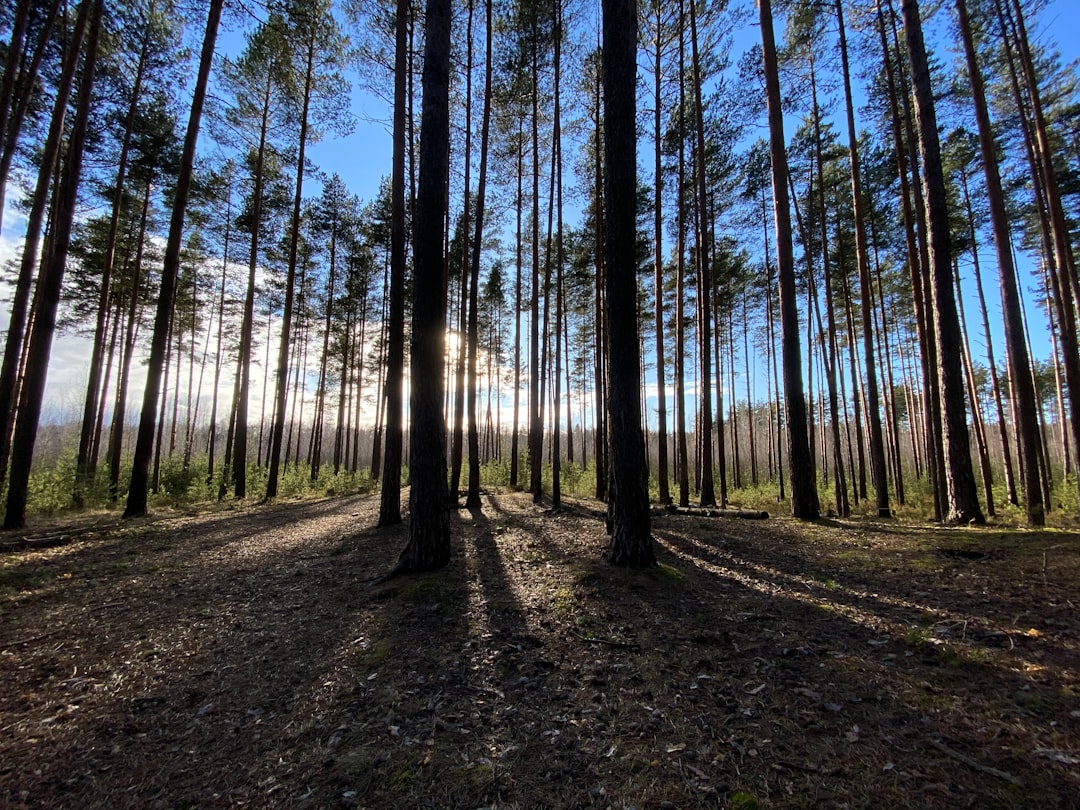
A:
[550,0,563,509]
[5,0,102,528]
[954,260,995,516]
[267,27,316,499]
[883,0,945,519]
[958,163,1018,507]
[675,1,690,508]
[0,0,83,495]
[124,0,223,518]
[449,0,474,500]
[0,0,61,224]
[75,31,151,502]
[689,0,715,508]
[510,117,523,490]
[109,177,152,502]
[837,0,889,516]
[652,2,670,505]
[207,186,232,485]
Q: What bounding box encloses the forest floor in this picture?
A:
[1,490,1078,809]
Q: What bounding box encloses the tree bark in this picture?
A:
[602,0,655,568]
[124,0,222,518]
[759,0,818,519]
[5,0,102,529]
[0,0,84,495]
[959,0,1043,523]
[378,0,410,526]
[836,0,889,516]
[901,0,983,524]
[266,23,317,499]
[465,0,493,510]
[395,0,452,573]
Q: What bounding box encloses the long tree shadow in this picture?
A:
[485,502,1079,805]
[0,492,380,604]
[0,492,401,808]
[651,514,1080,676]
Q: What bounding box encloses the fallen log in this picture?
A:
[659,505,769,519]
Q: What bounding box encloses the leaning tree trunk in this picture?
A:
[124,0,223,518]
[0,0,84,495]
[956,0,1041,522]
[0,0,61,224]
[901,0,983,524]
[5,0,102,529]
[75,29,151,504]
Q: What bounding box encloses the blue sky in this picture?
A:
[3,0,1079,424]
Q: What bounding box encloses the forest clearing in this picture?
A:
[1,490,1078,808]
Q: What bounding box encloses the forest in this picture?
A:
[1,0,1079,805]
[0,0,1077,537]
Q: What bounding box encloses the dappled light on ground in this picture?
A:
[1,492,1077,807]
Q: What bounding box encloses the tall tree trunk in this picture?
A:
[267,28,316,499]
[75,31,152,503]
[510,117,523,490]
[836,234,867,502]
[689,0,715,508]
[602,0,655,567]
[207,187,232,486]
[378,0,409,525]
[528,18,544,504]
[0,0,61,224]
[790,165,848,517]
[395,0,452,573]
[652,2,670,506]
[954,260,996,516]
[592,60,608,503]
[449,0,474,500]
[837,0,889,516]
[5,0,102,529]
[465,0,493,509]
[310,224,337,481]
[958,163,1018,507]
[109,177,152,502]
[550,0,563,510]
[759,0,818,519]
[901,0,983,524]
[0,0,84,495]
[868,209,905,504]
[675,2,690,508]
[230,75,273,499]
[959,0,1043,523]
[124,0,223,518]
[885,0,946,519]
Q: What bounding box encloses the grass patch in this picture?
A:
[647,562,687,585]
[367,637,392,663]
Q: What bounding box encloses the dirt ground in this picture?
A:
[1,490,1078,809]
